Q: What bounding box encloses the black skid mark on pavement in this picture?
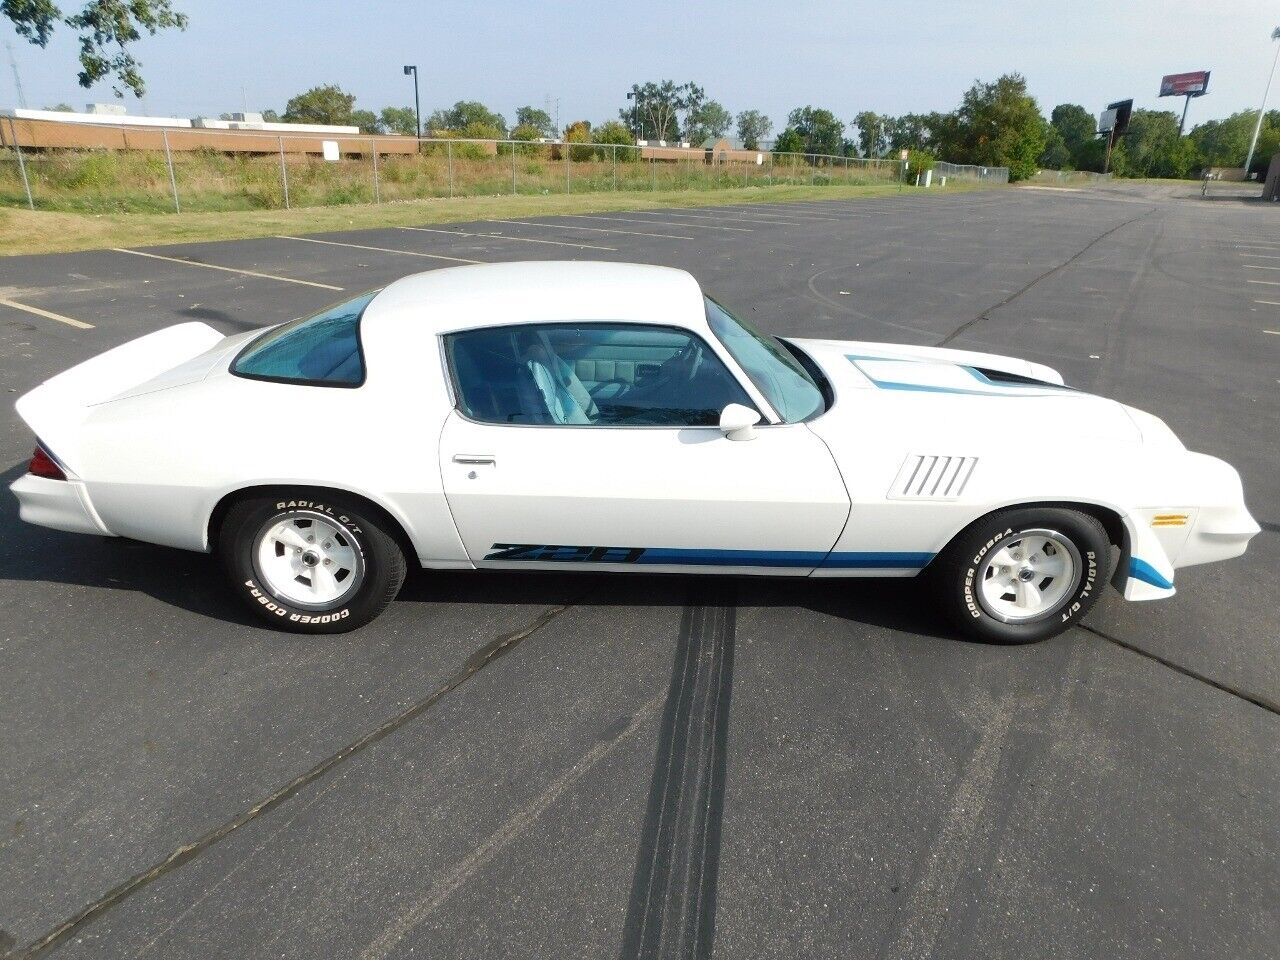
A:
[620,591,737,960]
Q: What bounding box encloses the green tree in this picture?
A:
[686,99,732,144]
[509,122,543,141]
[621,80,704,142]
[262,109,280,123]
[5,0,187,97]
[562,119,594,160]
[736,110,772,150]
[1039,125,1071,169]
[853,111,887,157]
[379,106,418,136]
[946,74,1046,181]
[427,100,506,135]
[785,105,844,157]
[1050,103,1095,165]
[772,127,805,155]
[594,119,634,146]
[350,109,379,134]
[43,101,74,111]
[515,105,554,137]
[283,84,357,125]
[1189,109,1280,174]
[886,113,947,151]
[1118,109,1200,179]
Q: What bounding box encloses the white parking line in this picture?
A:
[0,297,94,329]
[635,210,806,226]
[1240,253,1280,259]
[1246,279,1280,286]
[1245,264,1280,271]
[111,248,344,290]
[572,214,752,232]
[1233,242,1280,249]
[487,219,695,240]
[1253,299,1280,305]
[1266,330,1280,335]
[278,235,480,263]
[397,226,614,251]
[714,206,842,221]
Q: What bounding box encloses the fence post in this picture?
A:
[447,140,454,198]
[565,146,570,193]
[5,117,34,211]
[278,137,290,209]
[161,128,180,213]
[511,141,517,195]
[810,155,814,185]
[612,144,617,191]
[651,156,656,191]
[372,139,381,203]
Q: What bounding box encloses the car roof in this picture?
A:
[360,261,706,335]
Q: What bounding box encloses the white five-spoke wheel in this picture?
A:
[253,511,365,609]
[936,507,1112,645]
[220,493,406,633]
[977,528,1081,623]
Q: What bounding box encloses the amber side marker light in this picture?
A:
[1152,514,1189,527]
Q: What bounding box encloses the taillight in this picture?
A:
[29,445,67,481]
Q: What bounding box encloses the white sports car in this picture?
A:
[11,262,1260,642]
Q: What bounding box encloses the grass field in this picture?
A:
[0,146,903,215]
[0,181,991,256]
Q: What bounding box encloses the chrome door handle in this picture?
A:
[452,454,496,465]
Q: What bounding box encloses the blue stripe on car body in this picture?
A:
[483,544,935,570]
[1128,557,1174,590]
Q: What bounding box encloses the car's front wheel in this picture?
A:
[933,507,1112,644]
[219,493,406,633]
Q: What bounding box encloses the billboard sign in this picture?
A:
[1106,99,1133,137]
[1099,108,1117,133]
[1159,71,1210,98]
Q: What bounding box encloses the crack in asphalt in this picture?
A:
[7,603,575,960]
[1081,624,1279,715]
[935,209,1155,348]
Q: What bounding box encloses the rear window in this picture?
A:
[231,291,378,386]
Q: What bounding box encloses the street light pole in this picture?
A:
[1244,27,1280,176]
[626,91,638,140]
[403,64,421,142]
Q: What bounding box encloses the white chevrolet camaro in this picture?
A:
[11,261,1260,641]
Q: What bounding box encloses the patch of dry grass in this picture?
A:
[0,181,992,256]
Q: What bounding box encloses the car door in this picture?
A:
[437,321,850,575]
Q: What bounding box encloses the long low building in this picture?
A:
[0,108,415,156]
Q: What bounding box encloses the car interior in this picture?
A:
[446,323,754,427]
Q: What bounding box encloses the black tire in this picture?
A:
[218,493,406,633]
[932,507,1112,645]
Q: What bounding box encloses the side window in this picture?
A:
[445,323,755,427]
[232,291,377,386]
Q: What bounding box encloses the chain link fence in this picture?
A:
[933,161,1010,185]
[1,120,1008,214]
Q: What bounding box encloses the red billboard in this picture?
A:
[1159,71,1210,98]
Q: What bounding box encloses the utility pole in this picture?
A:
[1244,27,1280,176]
[5,40,27,109]
[403,65,421,141]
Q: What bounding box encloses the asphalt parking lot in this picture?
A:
[1,181,1277,959]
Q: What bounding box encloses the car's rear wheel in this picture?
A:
[219,493,406,633]
[933,507,1112,644]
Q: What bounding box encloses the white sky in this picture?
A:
[3,0,1276,131]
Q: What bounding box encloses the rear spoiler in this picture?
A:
[15,322,225,475]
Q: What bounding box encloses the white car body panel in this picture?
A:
[10,261,1259,604]
[439,412,849,575]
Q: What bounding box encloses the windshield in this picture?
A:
[705,296,826,422]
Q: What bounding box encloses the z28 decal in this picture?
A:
[484,544,935,569]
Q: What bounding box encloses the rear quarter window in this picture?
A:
[231,291,378,386]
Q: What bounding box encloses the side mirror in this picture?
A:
[719,403,762,441]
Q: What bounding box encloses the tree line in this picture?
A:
[269,75,1278,182]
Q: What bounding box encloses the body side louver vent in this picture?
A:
[889,454,978,500]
